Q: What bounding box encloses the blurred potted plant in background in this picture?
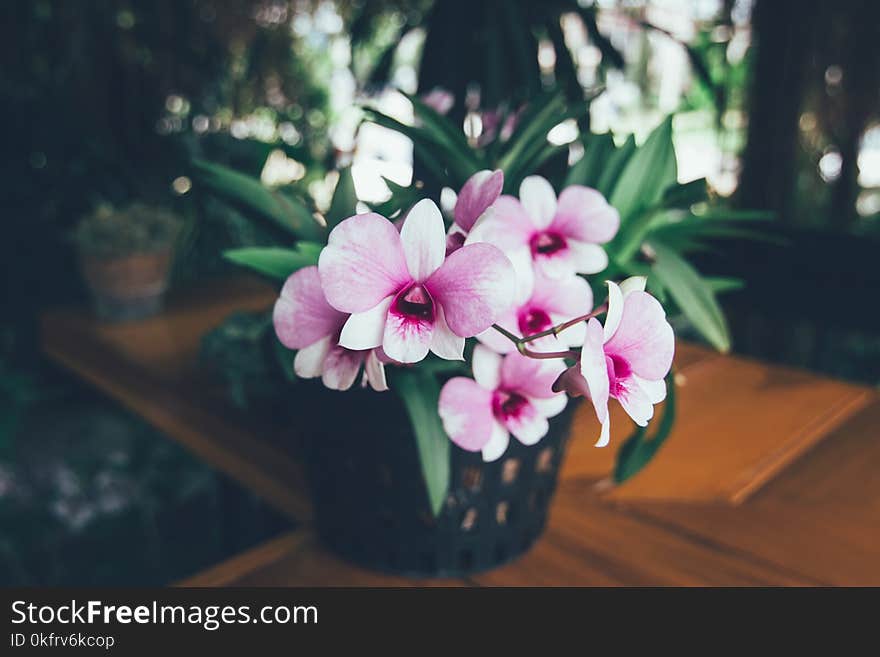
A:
[74,203,182,322]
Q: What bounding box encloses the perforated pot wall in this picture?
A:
[300,385,575,578]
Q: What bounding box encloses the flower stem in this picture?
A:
[492,302,608,359]
[490,302,608,361]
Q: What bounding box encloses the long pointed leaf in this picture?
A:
[613,371,676,483]
[394,369,450,517]
[650,240,731,352]
[565,132,617,188]
[192,159,324,242]
[223,242,322,280]
[325,166,358,229]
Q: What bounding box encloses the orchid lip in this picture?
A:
[392,283,435,322]
[491,389,528,422]
[606,352,632,396]
[530,231,567,256]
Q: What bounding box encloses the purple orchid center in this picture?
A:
[446,231,466,255]
[518,306,553,336]
[605,352,632,397]
[393,283,435,322]
[491,389,529,422]
[530,231,567,257]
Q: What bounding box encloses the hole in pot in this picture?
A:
[460,507,478,532]
[502,458,520,484]
[535,447,555,473]
[494,542,509,564]
[461,466,482,491]
[528,491,537,511]
[378,464,392,488]
[496,501,509,525]
[459,549,474,571]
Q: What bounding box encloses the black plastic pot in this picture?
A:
[299,384,576,578]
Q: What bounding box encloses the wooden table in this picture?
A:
[42,276,880,586]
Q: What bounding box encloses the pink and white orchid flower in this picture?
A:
[553,277,674,447]
[468,175,620,279]
[438,346,568,462]
[476,270,593,354]
[273,266,387,392]
[318,200,515,364]
[446,169,504,254]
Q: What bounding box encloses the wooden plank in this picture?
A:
[622,398,880,586]
[41,276,314,522]
[472,480,814,586]
[561,347,872,504]
[179,529,467,587]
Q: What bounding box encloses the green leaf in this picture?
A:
[606,118,679,262]
[650,240,731,352]
[565,132,617,188]
[192,159,324,242]
[394,369,450,517]
[706,276,745,294]
[595,134,636,198]
[614,372,676,483]
[406,93,484,172]
[662,178,708,209]
[223,242,322,280]
[325,166,358,229]
[609,116,677,223]
[497,94,566,180]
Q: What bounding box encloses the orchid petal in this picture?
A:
[322,346,364,391]
[519,176,557,229]
[273,267,346,350]
[553,186,620,244]
[552,365,590,397]
[338,295,393,351]
[615,377,655,427]
[382,307,434,363]
[603,280,624,343]
[604,291,675,381]
[454,169,504,232]
[505,246,536,303]
[438,377,495,452]
[430,305,465,360]
[619,276,647,296]
[596,416,611,448]
[427,242,515,337]
[481,421,510,462]
[579,318,610,425]
[400,199,446,282]
[634,375,666,404]
[532,393,568,419]
[293,336,331,379]
[475,309,518,354]
[566,239,609,275]
[465,196,535,250]
[504,400,549,446]
[472,344,502,390]
[500,352,565,399]
[364,350,388,392]
[318,213,410,313]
